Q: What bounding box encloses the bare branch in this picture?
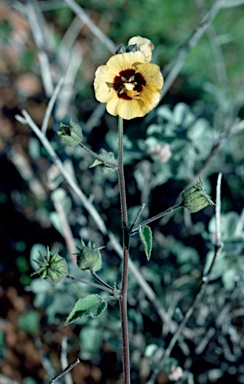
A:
[52,193,77,262]
[38,1,67,11]
[195,0,228,85]
[215,173,222,247]
[49,357,81,384]
[8,148,47,200]
[16,110,108,234]
[25,0,54,96]
[55,45,83,120]
[57,16,83,66]
[84,104,106,133]
[63,0,116,53]
[162,0,228,98]
[60,337,73,384]
[162,173,224,365]
[183,116,244,192]
[222,0,244,7]
[41,77,64,135]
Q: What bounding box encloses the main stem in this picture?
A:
[118,116,130,384]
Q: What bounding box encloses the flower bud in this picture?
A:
[128,36,154,62]
[76,241,103,273]
[58,118,83,147]
[31,248,68,283]
[182,180,214,213]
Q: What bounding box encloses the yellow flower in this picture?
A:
[94,51,164,120]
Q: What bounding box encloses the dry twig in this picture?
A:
[63,0,116,53]
[162,0,228,98]
[162,173,224,365]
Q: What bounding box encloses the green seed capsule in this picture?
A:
[182,180,215,213]
[76,241,103,273]
[58,118,83,147]
[31,248,68,283]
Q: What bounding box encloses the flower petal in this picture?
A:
[94,65,115,103]
[105,52,146,74]
[106,97,143,120]
[140,85,162,112]
[137,63,164,88]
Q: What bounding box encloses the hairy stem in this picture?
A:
[79,142,118,169]
[118,116,130,384]
[66,274,113,294]
[131,204,183,234]
[90,269,113,290]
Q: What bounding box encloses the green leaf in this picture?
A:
[18,310,40,335]
[89,159,103,168]
[65,294,106,325]
[173,102,194,127]
[222,269,236,292]
[89,301,107,318]
[79,326,103,359]
[139,225,153,261]
[89,149,117,173]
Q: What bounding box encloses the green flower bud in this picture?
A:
[182,180,215,213]
[76,241,103,273]
[58,118,83,147]
[31,248,68,283]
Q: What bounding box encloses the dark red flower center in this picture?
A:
[113,69,146,100]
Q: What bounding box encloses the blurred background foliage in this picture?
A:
[0,0,244,383]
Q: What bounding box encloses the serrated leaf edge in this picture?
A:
[139,225,153,261]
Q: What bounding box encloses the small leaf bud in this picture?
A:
[76,241,103,273]
[58,118,83,147]
[31,248,68,283]
[182,180,215,213]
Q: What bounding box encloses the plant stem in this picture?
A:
[131,204,182,234]
[79,142,117,169]
[162,174,224,365]
[129,203,145,232]
[90,269,113,290]
[117,116,130,384]
[49,357,81,384]
[66,274,113,294]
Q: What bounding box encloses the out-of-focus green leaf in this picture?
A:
[79,326,103,359]
[18,310,40,335]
